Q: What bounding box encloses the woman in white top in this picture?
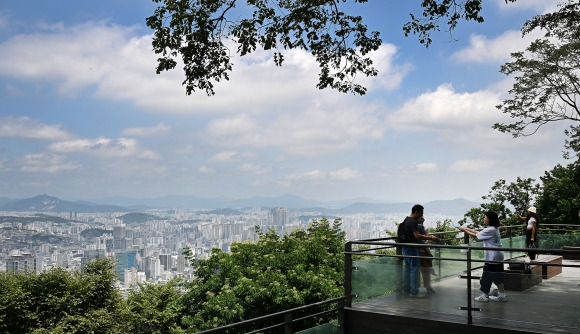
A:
[459,211,508,302]
[518,206,540,260]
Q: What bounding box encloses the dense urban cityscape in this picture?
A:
[1,200,463,291]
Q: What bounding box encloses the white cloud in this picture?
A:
[48,137,157,159]
[388,84,501,130]
[206,104,385,157]
[121,122,170,138]
[199,166,215,174]
[207,151,238,163]
[0,22,138,96]
[448,159,495,172]
[287,170,325,180]
[451,29,543,64]
[240,163,271,175]
[415,163,439,172]
[493,0,559,14]
[329,168,361,180]
[358,44,413,91]
[0,22,411,117]
[19,153,80,173]
[0,116,72,140]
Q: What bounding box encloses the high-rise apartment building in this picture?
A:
[114,250,137,281]
[270,207,290,231]
[5,251,37,273]
[113,224,126,250]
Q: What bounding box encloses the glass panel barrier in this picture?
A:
[348,240,580,332]
[471,249,580,331]
[352,256,399,302]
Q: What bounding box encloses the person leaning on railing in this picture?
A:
[401,204,440,298]
[459,211,508,302]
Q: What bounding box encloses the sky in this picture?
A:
[0,0,572,204]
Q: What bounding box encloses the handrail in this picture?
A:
[345,237,580,327]
[195,295,349,334]
[192,225,580,333]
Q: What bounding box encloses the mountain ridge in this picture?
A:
[0,194,480,215]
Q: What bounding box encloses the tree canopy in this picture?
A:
[460,177,540,228]
[495,1,580,137]
[0,259,128,333]
[536,161,580,226]
[146,0,382,96]
[146,0,516,96]
[179,217,345,332]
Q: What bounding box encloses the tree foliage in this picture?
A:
[0,259,128,333]
[146,0,382,96]
[460,177,540,228]
[536,161,580,226]
[403,0,503,46]
[179,217,345,332]
[146,0,524,96]
[495,0,580,137]
[126,280,186,334]
[429,218,462,245]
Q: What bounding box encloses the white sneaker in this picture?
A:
[489,289,499,296]
[475,294,489,302]
[489,294,508,302]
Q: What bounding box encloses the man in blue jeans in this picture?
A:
[401,204,440,298]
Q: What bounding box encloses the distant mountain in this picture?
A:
[424,198,480,215]
[0,197,16,207]
[0,194,130,213]
[90,194,231,210]
[0,194,480,215]
[203,208,245,215]
[90,193,326,210]
[301,199,478,216]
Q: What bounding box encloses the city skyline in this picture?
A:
[0,1,569,204]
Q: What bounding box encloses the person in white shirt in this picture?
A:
[459,211,508,302]
[517,206,540,260]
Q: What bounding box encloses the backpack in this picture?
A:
[397,220,409,243]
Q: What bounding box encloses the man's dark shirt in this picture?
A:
[403,216,420,244]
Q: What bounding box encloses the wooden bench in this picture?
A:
[562,246,580,260]
[504,263,542,291]
[531,255,562,279]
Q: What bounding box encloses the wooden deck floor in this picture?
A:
[348,259,580,334]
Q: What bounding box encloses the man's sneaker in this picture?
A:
[474,294,489,302]
[410,292,427,298]
[489,294,508,302]
[425,287,436,294]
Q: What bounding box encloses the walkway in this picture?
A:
[351,259,580,333]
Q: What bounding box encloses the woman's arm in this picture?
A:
[458,226,478,238]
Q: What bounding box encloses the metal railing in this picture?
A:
[344,225,580,330]
[194,296,348,334]
[193,224,580,333]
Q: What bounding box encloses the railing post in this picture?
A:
[344,242,352,307]
[337,299,345,334]
[466,248,473,324]
[396,242,403,292]
[285,313,292,334]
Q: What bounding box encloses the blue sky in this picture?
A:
[0,0,570,203]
